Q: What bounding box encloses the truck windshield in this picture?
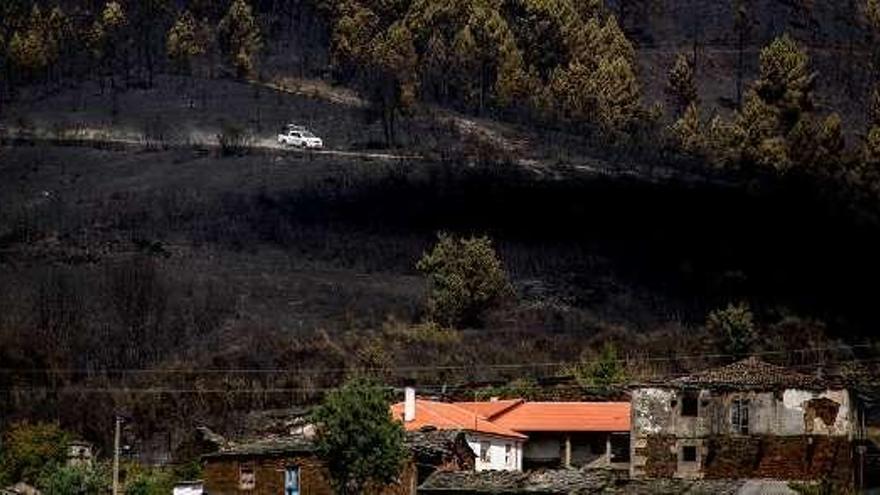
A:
[301,131,316,138]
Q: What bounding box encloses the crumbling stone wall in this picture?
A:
[703,436,853,485]
[630,385,858,484]
[639,435,677,478]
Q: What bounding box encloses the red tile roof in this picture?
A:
[390,399,527,439]
[391,399,630,437]
[454,400,524,419]
[491,402,631,432]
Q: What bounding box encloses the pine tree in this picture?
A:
[367,21,418,145]
[167,10,205,74]
[666,52,697,116]
[671,102,705,155]
[814,112,845,173]
[733,0,754,107]
[869,85,880,127]
[591,55,641,131]
[753,33,815,131]
[494,38,535,109]
[87,1,129,89]
[728,34,817,172]
[218,0,262,79]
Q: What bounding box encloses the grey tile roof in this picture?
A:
[669,357,828,391]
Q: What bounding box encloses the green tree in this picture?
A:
[6,5,65,85]
[416,233,512,327]
[813,112,845,174]
[124,467,174,495]
[707,302,757,356]
[733,0,754,107]
[311,378,406,495]
[727,35,817,172]
[571,342,628,391]
[869,85,880,128]
[0,422,72,485]
[868,0,880,31]
[862,126,880,168]
[671,102,705,156]
[366,21,419,146]
[167,10,205,74]
[753,33,815,130]
[666,52,697,116]
[591,54,641,131]
[218,0,262,78]
[87,1,129,90]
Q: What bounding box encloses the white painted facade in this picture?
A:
[172,482,204,495]
[465,433,523,471]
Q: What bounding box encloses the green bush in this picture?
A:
[570,342,628,392]
[38,464,107,495]
[416,233,512,327]
[124,468,175,495]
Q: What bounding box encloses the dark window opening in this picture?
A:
[682,446,697,462]
[731,399,750,435]
[610,433,630,463]
[681,391,699,417]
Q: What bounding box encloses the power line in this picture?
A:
[3,356,880,395]
[0,343,873,376]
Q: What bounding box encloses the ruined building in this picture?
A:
[629,357,866,486]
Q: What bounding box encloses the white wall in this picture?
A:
[466,433,523,471]
[172,483,203,495]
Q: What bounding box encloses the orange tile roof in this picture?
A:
[490,402,631,432]
[454,400,524,419]
[391,400,527,439]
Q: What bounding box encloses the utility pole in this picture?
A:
[112,416,122,495]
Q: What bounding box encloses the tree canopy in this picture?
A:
[311,378,406,495]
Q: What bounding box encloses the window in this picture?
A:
[480,441,491,463]
[610,433,631,463]
[681,446,697,463]
[284,466,300,495]
[239,464,255,490]
[504,444,512,467]
[731,399,750,435]
[681,391,699,417]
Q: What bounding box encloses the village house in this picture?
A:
[201,429,473,495]
[391,390,528,471]
[629,357,866,486]
[390,388,631,472]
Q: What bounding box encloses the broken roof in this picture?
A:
[202,436,314,459]
[406,429,475,465]
[666,357,830,391]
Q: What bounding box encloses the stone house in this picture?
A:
[390,389,630,472]
[202,429,473,495]
[629,357,865,485]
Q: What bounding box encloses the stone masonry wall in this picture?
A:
[204,454,417,495]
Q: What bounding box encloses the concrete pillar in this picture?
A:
[564,435,572,468]
[606,434,612,465]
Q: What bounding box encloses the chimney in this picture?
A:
[404,387,416,422]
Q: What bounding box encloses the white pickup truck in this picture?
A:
[277,125,323,149]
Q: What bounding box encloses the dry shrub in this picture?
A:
[217,121,254,156]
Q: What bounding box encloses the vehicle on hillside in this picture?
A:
[277,124,323,149]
